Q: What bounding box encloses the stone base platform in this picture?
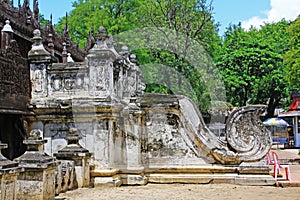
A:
[90,165,276,187]
[91,168,122,187]
[148,173,275,185]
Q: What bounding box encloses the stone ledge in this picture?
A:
[92,175,122,187]
[276,181,300,187]
[90,166,275,186]
[148,173,275,186]
[145,165,238,174]
[90,168,120,177]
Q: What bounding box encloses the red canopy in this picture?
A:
[289,94,300,111]
[279,93,300,117]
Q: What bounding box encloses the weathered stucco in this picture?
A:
[27,27,274,186]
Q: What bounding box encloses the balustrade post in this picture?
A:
[14,129,58,200]
[54,128,92,188]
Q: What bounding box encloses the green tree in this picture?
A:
[284,16,300,92]
[39,14,50,28]
[133,0,222,114]
[216,21,290,118]
[142,0,220,58]
[56,0,144,47]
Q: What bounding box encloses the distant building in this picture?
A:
[279,92,300,147]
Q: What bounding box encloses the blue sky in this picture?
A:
[214,0,270,34]
[36,0,300,36]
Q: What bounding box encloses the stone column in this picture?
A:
[28,29,52,100]
[54,128,92,188]
[86,27,118,97]
[121,98,147,185]
[14,129,58,200]
[90,119,122,187]
[0,142,20,200]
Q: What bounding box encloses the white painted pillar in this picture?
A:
[294,116,300,147]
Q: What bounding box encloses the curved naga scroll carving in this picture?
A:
[211,105,272,164]
[178,96,272,165]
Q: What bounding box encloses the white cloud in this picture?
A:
[242,0,300,30]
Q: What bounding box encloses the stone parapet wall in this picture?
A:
[25,26,275,188]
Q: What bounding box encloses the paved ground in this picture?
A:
[56,148,300,200]
[271,148,300,186]
[56,183,300,200]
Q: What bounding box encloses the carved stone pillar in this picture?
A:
[54,128,92,188]
[14,129,58,200]
[86,27,119,97]
[0,142,20,200]
[28,29,52,100]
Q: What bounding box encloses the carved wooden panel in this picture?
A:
[0,51,30,111]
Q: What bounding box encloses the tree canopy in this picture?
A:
[216,20,290,117]
[53,1,299,118]
[284,16,300,92]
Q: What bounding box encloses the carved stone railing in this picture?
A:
[55,160,76,195]
[213,105,272,164]
[54,128,92,188]
[178,96,272,165]
[14,129,58,200]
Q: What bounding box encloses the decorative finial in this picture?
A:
[62,42,68,63]
[98,26,106,34]
[33,29,41,39]
[67,53,74,63]
[120,45,129,57]
[64,12,69,34]
[28,29,51,60]
[62,42,67,51]
[93,26,107,43]
[65,12,68,27]
[63,12,71,46]
[130,54,137,63]
[24,0,30,7]
[47,14,54,32]
[121,45,129,52]
[65,128,82,145]
[24,0,32,25]
[29,129,42,140]
[84,26,95,52]
[1,20,14,50]
[33,0,39,22]
[48,33,54,56]
[2,20,14,33]
[50,14,53,25]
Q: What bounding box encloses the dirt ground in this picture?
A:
[56,183,300,200]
